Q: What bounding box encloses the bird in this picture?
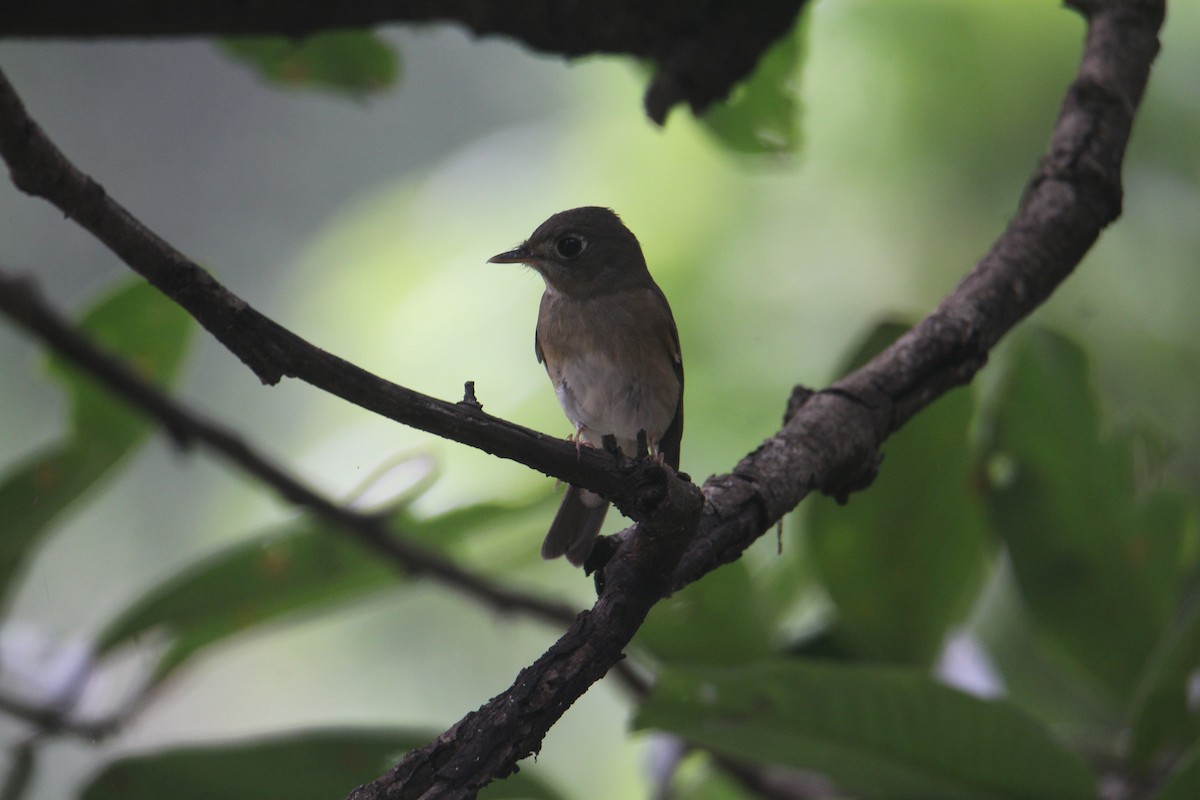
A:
[488,207,683,566]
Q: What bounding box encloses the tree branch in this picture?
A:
[354,474,704,800]
[0,66,668,521]
[0,0,1164,795]
[0,0,810,124]
[665,0,1163,593]
[349,0,1165,795]
[0,266,592,625]
[0,270,796,793]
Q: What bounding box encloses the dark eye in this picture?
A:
[555,236,585,258]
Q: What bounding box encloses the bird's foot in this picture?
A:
[567,429,596,460]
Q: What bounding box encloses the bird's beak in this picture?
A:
[487,244,532,264]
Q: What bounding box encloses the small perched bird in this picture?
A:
[489,207,683,566]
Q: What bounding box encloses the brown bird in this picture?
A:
[489,207,683,565]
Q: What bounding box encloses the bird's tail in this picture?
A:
[542,484,608,566]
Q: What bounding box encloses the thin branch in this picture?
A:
[0,735,37,800]
[0,73,662,517]
[0,690,109,741]
[711,755,830,800]
[0,269,583,626]
[0,0,810,124]
[0,267,666,711]
[0,269,789,791]
[0,0,1165,795]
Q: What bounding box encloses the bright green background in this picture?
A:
[0,1,1197,798]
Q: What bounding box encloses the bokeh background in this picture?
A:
[1,0,1197,797]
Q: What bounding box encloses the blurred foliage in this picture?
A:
[0,280,192,607]
[1153,744,1200,800]
[92,487,559,691]
[806,321,989,666]
[700,15,807,155]
[632,325,1200,798]
[1,1,1198,799]
[220,31,400,96]
[80,728,562,800]
[638,560,776,666]
[985,331,1192,702]
[93,515,402,687]
[636,659,1096,800]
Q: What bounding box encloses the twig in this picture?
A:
[0,735,37,800]
[0,690,112,741]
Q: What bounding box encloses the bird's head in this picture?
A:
[488,206,649,297]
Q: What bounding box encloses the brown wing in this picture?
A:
[649,282,684,470]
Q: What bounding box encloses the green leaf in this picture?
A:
[985,330,1187,701]
[93,491,558,686]
[79,728,561,800]
[220,31,400,96]
[635,659,1097,800]
[93,516,400,682]
[669,752,752,800]
[700,16,806,155]
[0,279,192,605]
[638,560,774,666]
[1154,740,1200,800]
[1128,576,1200,767]
[390,491,563,577]
[806,321,989,664]
[394,495,557,553]
[970,562,1122,740]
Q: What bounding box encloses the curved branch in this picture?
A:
[0,0,1164,795]
[669,0,1162,590]
[0,0,809,124]
[349,0,1165,795]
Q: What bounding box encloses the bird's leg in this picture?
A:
[552,426,591,490]
[567,424,597,459]
[639,429,665,464]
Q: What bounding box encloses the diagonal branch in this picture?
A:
[0,272,793,792]
[0,66,660,518]
[0,268,581,637]
[0,0,1164,795]
[0,0,810,124]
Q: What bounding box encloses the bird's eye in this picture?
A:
[555,236,585,258]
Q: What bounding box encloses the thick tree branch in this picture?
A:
[0,0,1164,795]
[0,271,790,792]
[665,0,1162,592]
[351,1,1165,795]
[354,474,704,800]
[0,0,809,124]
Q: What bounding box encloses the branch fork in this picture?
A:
[0,0,1165,795]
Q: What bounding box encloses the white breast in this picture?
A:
[554,350,677,456]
